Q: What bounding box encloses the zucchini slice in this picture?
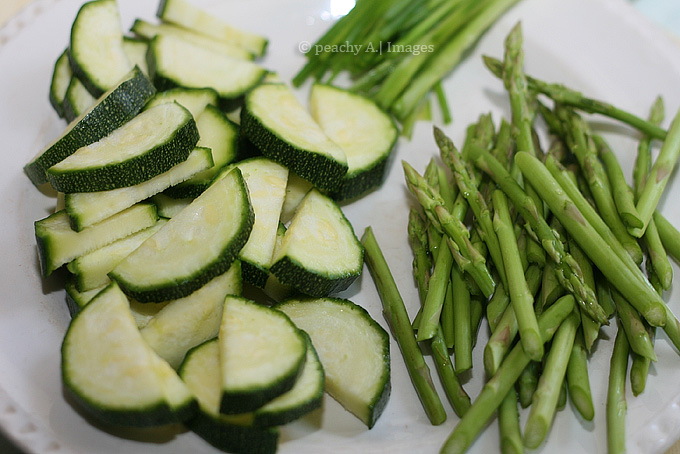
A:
[140,261,242,369]
[147,34,266,107]
[280,170,313,224]
[252,331,324,427]
[165,105,239,199]
[64,147,213,230]
[24,66,155,186]
[62,282,196,427]
[270,189,363,297]
[157,0,268,57]
[218,296,307,414]
[131,19,254,61]
[67,220,167,292]
[49,49,72,118]
[151,193,193,218]
[109,168,253,302]
[241,83,348,192]
[179,339,279,454]
[276,297,391,428]
[47,102,199,193]
[144,86,219,120]
[62,76,97,123]
[68,0,132,97]
[310,84,398,201]
[216,157,288,288]
[262,222,295,303]
[121,36,149,76]
[35,203,158,277]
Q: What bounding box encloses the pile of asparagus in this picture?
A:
[292,0,521,132]
[363,22,680,454]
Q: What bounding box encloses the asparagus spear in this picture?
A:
[498,390,524,454]
[361,226,447,425]
[492,189,543,361]
[654,211,680,265]
[610,288,657,362]
[467,144,607,324]
[440,295,576,454]
[523,311,580,449]
[568,238,601,351]
[516,151,666,327]
[517,360,540,409]
[482,55,668,140]
[596,134,643,230]
[566,328,595,421]
[632,106,680,237]
[451,264,472,373]
[607,325,630,454]
[436,127,507,288]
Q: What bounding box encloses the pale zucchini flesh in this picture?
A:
[121,36,149,76]
[68,0,132,97]
[276,297,391,428]
[148,34,266,106]
[218,296,307,414]
[178,339,279,454]
[131,19,254,61]
[68,219,167,292]
[24,66,155,186]
[310,83,398,201]
[217,157,288,288]
[62,76,97,123]
[270,189,363,297]
[141,261,242,369]
[47,102,199,193]
[157,0,268,57]
[49,49,72,118]
[241,83,348,192]
[109,168,253,302]
[62,282,195,427]
[35,203,158,277]
[64,147,213,230]
[280,170,313,224]
[151,193,193,218]
[165,105,239,199]
[144,86,219,120]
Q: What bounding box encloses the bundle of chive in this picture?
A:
[362,22,680,454]
[292,0,522,135]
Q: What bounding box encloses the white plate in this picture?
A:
[2,0,680,453]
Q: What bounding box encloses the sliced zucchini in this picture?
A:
[262,222,295,303]
[165,105,239,199]
[24,66,155,186]
[49,49,72,118]
[109,168,253,302]
[122,36,149,76]
[62,282,196,427]
[241,83,348,192]
[62,76,96,123]
[140,261,242,369]
[218,296,307,414]
[270,189,363,297]
[215,157,288,288]
[64,147,213,230]
[179,339,279,454]
[131,19,254,61]
[280,170,313,224]
[144,86,219,120]
[68,0,132,97]
[151,193,193,218]
[67,220,167,291]
[310,84,398,201]
[35,203,158,277]
[47,102,199,193]
[157,0,268,57]
[147,34,266,108]
[64,277,169,327]
[276,297,391,428]
[252,331,324,427]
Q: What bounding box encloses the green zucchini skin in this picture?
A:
[186,412,279,454]
[49,49,72,118]
[24,66,155,186]
[269,255,361,297]
[109,169,254,303]
[46,104,200,193]
[240,105,347,193]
